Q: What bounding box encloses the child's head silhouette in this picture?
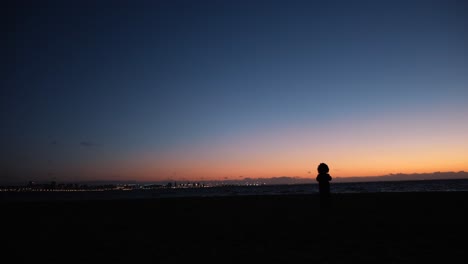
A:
[317,163,329,174]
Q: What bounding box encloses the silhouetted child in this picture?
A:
[316,163,332,200]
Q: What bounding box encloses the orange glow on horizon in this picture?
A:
[68,107,468,182]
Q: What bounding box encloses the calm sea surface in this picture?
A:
[2,179,468,202]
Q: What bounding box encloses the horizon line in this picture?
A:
[2,171,467,186]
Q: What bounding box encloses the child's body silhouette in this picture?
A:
[316,163,332,199]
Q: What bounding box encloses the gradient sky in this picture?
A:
[3,0,468,184]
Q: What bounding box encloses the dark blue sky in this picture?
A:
[3,0,468,183]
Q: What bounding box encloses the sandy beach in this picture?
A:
[3,192,467,263]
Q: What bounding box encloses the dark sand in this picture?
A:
[3,192,468,263]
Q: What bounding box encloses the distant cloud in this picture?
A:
[80,141,99,147]
[50,140,58,145]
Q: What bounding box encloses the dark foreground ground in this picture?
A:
[3,192,468,263]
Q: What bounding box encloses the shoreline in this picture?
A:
[2,179,468,202]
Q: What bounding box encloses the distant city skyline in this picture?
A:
[4,0,468,184]
[2,171,467,186]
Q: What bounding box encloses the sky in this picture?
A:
[3,0,468,184]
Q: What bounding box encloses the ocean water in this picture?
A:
[2,179,468,202]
